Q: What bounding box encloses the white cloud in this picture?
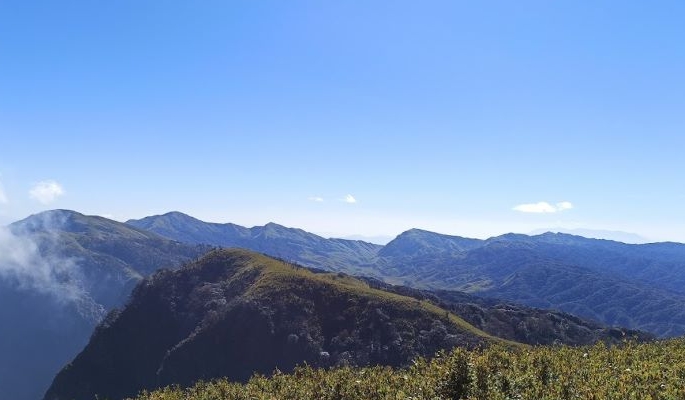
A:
[513,201,574,213]
[308,196,324,202]
[556,201,574,211]
[343,194,357,204]
[29,180,65,204]
[0,182,7,204]
[0,223,104,321]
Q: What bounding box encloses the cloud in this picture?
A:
[556,201,574,211]
[343,194,357,204]
[1,214,105,321]
[308,196,324,202]
[513,201,574,213]
[0,181,7,204]
[29,180,65,204]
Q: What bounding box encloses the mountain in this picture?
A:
[127,212,382,274]
[44,249,503,400]
[128,212,685,337]
[0,210,208,400]
[377,228,482,258]
[339,234,394,245]
[376,231,685,337]
[529,228,648,244]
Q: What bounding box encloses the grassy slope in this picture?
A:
[229,250,511,344]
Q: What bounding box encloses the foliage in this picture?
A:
[131,338,685,400]
[45,249,504,400]
[128,212,685,337]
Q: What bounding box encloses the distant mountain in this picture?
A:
[338,234,394,245]
[1,210,207,400]
[128,212,685,337]
[529,228,648,244]
[377,228,482,258]
[43,249,500,400]
[376,230,685,337]
[127,212,381,275]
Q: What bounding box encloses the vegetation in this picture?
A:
[131,338,685,400]
[127,212,685,337]
[44,249,502,400]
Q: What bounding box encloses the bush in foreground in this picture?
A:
[132,338,685,400]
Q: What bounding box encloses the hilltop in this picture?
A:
[44,249,501,400]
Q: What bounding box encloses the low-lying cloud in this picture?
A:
[0,218,103,321]
[513,201,574,213]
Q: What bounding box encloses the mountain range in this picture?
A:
[1,209,683,399]
[128,211,381,275]
[129,211,685,337]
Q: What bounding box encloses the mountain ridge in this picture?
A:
[127,211,685,337]
[127,212,382,275]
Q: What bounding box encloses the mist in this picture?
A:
[0,220,104,321]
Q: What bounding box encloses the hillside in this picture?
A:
[44,249,502,400]
[1,210,207,400]
[45,249,653,400]
[361,278,652,346]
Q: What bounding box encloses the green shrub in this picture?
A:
[130,338,685,400]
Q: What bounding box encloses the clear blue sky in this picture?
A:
[1,1,684,242]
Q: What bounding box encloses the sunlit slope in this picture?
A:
[44,249,507,400]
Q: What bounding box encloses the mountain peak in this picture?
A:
[161,210,195,218]
[379,229,483,258]
[529,228,648,244]
[16,209,82,224]
[11,209,109,234]
[263,221,288,230]
[128,211,202,225]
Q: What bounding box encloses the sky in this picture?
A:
[1,1,684,243]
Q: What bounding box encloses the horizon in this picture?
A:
[2,1,684,243]
[6,208,666,246]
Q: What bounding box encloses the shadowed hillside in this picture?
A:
[44,249,507,400]
[0,210,207,400]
